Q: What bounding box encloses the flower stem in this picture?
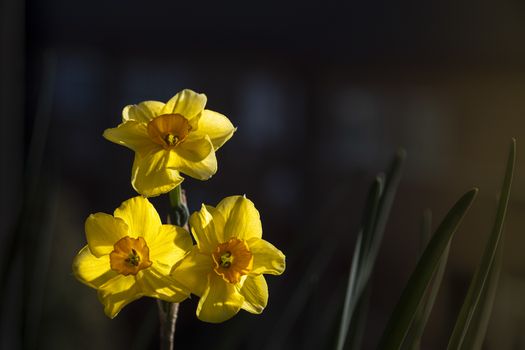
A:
[157,300,179,350]
[158,185,189,350]
[168,185,189,228]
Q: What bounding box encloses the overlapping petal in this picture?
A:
[103,90,235,197]
[172,137,217,180]
[85,213,128,257]
[148,224,193,274]
[175,135,213,163]
[240,275,268,314]
[217,196,263,241]
[137,267,189,303]
[247,238,286,275]
[171,247,213,297]
[180,195,286,322]
[72,246,118,288]
[123,101,164,123]
[196,274,244,323]
[102,121,154,152]
[113,196,162,242]
[74,194,195,318]
[97,275,142,319]
[189,204,225,252]
[131,149,184,197]
[161,89,207,120]
[194,110,236,150]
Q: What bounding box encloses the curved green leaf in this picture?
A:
[336,177,382,350]
[378,188,478,349]
[336,149,405,350]
[447,138,516,350]
[400,210,451,350]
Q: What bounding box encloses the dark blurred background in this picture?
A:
[3,0,525,349]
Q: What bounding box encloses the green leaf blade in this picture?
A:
[363,149,406,275]
[378,188,479,350]
[336,149,406,350]
[336,177,383,350]
[447,138,516,350]
[400,210,451,350]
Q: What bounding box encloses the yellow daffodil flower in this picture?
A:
[171,195,286,323]
[72,196,193,318]
[103,89,235,197]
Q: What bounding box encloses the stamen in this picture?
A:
[212,239,253,283]
[125,248,141,266]
[147,114,191,149]
[220,251,233,268]
[110,236,152,276]
[164,134,179,146]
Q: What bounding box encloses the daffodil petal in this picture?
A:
[162,89,207,120]
[193,110,235,150]
[217,196,262,241]
[72,246,117,288]
[123,100,165,123]
[196,273,244,323]
[97,274,141,319]
[240,275,268,314]
[102,121,154,152]
[131,149,184,197]
[175,135,213,163]
[113,196,162,242]
[148,224,193,275]
[137,268,189,303]
[172,138,217,180]
[171,247,213,297]
[247,238,286,275]
[85,213,128,257]
[189,204,224,252]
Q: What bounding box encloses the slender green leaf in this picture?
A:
[337,149,406,350]
[362,149,406,275]
[339,178,382,350]
[336,177,383,350]
[378,188,478,349]
[466,244,502,350]
[447,138,516,350]
[404,244,450,350]
[345,283,372,350]
[401,210,431,349]
[400,209,449,350]
[400,210,450,350]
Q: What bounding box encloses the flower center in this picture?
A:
[212,238,253,284]
[110,236,152,276]
[219,251,233,268]
[147,114,191,149]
